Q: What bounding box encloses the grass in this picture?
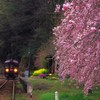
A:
[40,93,55,100]
[28,78,100,100]
[15,81,26,100]
[15,94,26,100]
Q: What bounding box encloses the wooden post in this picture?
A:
[55,91,59,100]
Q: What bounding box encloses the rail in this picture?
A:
[0,80,8,89]
[11,80,15,100]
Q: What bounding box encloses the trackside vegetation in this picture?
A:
[28,78,100,100]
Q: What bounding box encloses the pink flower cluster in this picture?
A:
[53,0,100,95]
[55,4,60,13]
[62,2,72,11]
[54,2,73,13]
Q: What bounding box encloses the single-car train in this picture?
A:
[4,59,19,79]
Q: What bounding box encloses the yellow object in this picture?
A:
[49,73,52,76]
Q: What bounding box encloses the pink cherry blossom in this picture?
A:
[62,3,71,11]
[53,0,100,95]
[55,4,61,13]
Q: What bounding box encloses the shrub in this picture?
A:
[38,74,46,78]
[32,68,48,76]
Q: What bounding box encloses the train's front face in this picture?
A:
[4,59,19,79]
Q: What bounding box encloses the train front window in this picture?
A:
[5,64,10,67]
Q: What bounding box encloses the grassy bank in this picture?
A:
[28,78,100,100]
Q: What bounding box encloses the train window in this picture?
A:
[5,64,9,67]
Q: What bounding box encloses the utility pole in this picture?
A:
[28,42,31,77]
[28,39,34,77]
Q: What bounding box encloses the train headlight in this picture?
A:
[5,68,9,72]
[14,68,18,73]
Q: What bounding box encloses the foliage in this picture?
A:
[32,68,48,76]
[53,0,100,95]
[0,0,35,61]
[0,0,60,62]
[34,37,55,67]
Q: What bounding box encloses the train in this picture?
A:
[4,59,19,79]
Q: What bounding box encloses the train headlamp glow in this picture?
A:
[5,68,9,72]
[14,68,18,73]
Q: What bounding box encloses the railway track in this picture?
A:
[0,80,8,89]
[0,80,16,100]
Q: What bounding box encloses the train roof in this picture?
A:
[4,59,18,64]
